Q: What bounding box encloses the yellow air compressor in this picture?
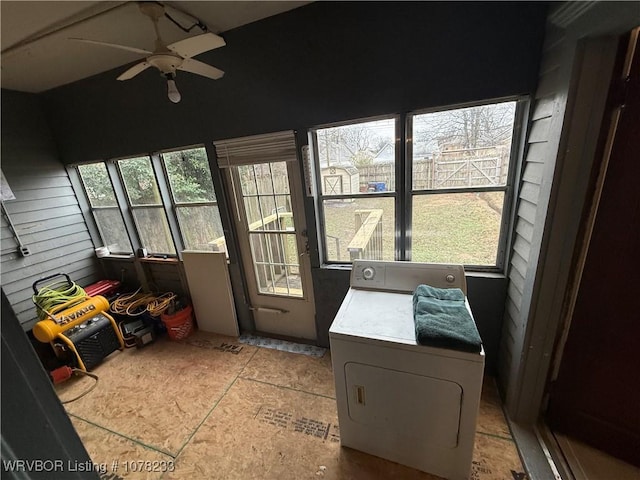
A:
[33,290,124,372]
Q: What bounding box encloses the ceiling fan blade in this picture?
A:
[69,38,152,56]
[167,32,225,58]
[178,58,224,80]
[117,61,152,81]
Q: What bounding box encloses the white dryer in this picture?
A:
[329,260,484,480]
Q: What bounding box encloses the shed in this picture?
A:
[320,166,359,195]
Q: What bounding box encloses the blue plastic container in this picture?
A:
[367,182,387,192]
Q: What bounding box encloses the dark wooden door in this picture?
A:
[546,33,640,466]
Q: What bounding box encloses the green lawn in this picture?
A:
[323,192,503,265]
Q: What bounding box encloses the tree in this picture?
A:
[163,148,215,203]
[118,156,162,205]
[414,102,516,154]
[78,163,116,207]
[162,148,222,250]
[352,150,374,167]
[316,119,393,167]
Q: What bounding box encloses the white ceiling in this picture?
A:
[0,1,310,93]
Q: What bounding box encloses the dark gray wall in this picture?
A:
[0,90,103,330]
[41,2,548,162]
[313,267,351,346]
[467,275,508,373]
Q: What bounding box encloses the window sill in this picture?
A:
[139,256,179,265]
[318,262,506,279]
[98,254,134,260]
[318,263,352,271]
[466,271,506,280]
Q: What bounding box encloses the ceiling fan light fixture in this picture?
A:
[69,3,226,103]
[148,53,183,73]
[166,74,181,103]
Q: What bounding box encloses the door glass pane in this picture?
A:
[242,195,261,226]
[176,206,225,252]
[249,232,301,297]
[411,192,504,265]
[237,162,302,297]
[118,156,162,205]
[78,163,117,207]
[132,207,176,254]
[315,118,396,195]
[322,197,395,262]
[163,147,217,203]
[275,195,292,221]
[240,164,296,231]
[93,209,132,254]
[412,102,516,190]
[258,196,277,228]
[270,162,290,194]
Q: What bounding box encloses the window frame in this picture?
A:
[159,146,225,253]
[309,97,527,272]
[310,114,400,265]
[116,154,178,256]
[74,162,134,255]
[73,144,227,259]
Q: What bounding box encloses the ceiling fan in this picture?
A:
[71,2,226,103]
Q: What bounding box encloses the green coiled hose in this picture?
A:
[32,280,87,321]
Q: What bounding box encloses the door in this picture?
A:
[546,32,640,466]
[345,362,462,448]
[225,156,316,340]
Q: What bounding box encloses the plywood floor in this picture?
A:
[56,331,527,480]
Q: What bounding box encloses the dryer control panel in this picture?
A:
[351,260,466,294]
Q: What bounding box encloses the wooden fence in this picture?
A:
[356,147,509,191]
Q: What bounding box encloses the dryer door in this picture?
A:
[345,362,462,448]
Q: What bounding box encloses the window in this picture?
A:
[310,99,522,270]
[76,146,226,257]
[314,117,397,262]
[77,163,132,254]
[119,156,175,255]
[162,147,225,252]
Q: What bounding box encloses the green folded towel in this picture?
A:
[413,284,482,353]
[413,284,465,302]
